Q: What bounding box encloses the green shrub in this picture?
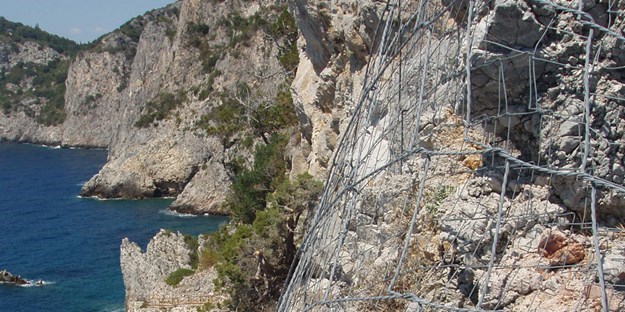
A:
[424,185,455,223]
[267,7,299,72]
[251,85,298,138]
[119,17,145,42]
[184,234,200,269]
[196,301,215,312]
[196,94,245,144]
[197,222,264,310]
[227,133,288,224]
[268,173,323,214]
[37,94,66,126]
[135,90,188,128]
[197,45,224,74]
[278,42,299,72]
[84,93,102,107]
[0,60,70,125]
[0,93,9,113]
[0,17,80,55]
[165,268,195,287]
[221,12,266,48]
[197,172,322,311]
[189,23,210,36]
[267,7,297,39]
[117,70,130,92]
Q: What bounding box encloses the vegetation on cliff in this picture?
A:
[269,7,299,73]
[189,122,321,309]
[165,268,195,287]
[158,134,322,309]
[186,7,307,309]
[200,169,323,310]
[1,4,180,127]
[0,18,80,125]
[0,17,80,55]
[196,82,297,146]
[135,91,188,128]
[0,59,70,125]
[4,4,309,309]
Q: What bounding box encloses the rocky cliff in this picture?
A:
[121,230,224,311]
[1,1,304,215]
[276,0,625,311]
[73,0,305,217]
[4,0,625,310]
[0,18,77,144]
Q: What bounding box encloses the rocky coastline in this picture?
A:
[3,0,625,310]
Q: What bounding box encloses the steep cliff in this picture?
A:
[0,17,78,144]
[2,1,298,214]
[75,0,301,217]
[4,0,625,310]
[276,0,625,311]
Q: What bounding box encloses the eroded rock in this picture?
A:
[121,229,223,311]
[0,269,28,286]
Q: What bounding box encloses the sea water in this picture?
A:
[0,143,228,312]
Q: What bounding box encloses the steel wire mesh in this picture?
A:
[278,0,625,310]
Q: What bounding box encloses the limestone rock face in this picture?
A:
[0,112,63,144]
[81,135,213,198]
[278,0,625,311]
[76,0,288,210]
[169,160,231,215]
[3,0,290,214]
[0,41,63,70]
[121,229,222,312]
[1,0,315,215]
[464,0,625,220]
[4,0,625,309]
[61,32,135,148]
[0,32,68,144]
[288,0,390,178]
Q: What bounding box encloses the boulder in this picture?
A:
[0,269,28,286]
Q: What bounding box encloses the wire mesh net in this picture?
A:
[278,0,625,310]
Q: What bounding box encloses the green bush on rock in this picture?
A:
[227,133,289,224]
[197,167,323,310]
[135,90,188,128]
[165,268,195,287]
[0,60,70,126]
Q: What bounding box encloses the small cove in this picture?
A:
[0,143,227,311]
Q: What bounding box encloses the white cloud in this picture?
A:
[69,27,82,34]
[93,26,106,33]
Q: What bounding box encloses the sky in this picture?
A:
[1,0,175,43]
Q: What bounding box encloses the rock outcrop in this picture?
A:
[169,160,231,215]
[73,0,293,215]
[457,0,625,224]
[121,230,223,311]
[287,0,390,177]
[3,1,295,215]
[0,269,28,286]
[61,31,136,148]
[0,19,74,145]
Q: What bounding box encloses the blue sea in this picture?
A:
[0,143,228,312]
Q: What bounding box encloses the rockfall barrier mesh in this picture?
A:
[279,0,625,311]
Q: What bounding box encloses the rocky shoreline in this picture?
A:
[3,0,625,310]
